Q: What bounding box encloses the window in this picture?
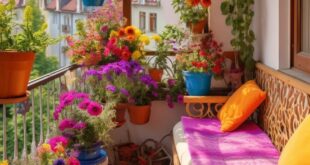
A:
[139,12,146,32]
[53,13,58,24]
[292,0,310,73]
[149,13,157,33]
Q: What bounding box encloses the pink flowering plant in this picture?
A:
[53,91,115,148]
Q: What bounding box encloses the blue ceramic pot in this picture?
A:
[77,144,107,165]
[183,71,212,96]
[82,0,105,6]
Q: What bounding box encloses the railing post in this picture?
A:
[31,91,36,158]
[39,86,44,146]
[2,105,7,160]
[13,105,18,163]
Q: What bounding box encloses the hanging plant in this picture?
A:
[221,0,256,73]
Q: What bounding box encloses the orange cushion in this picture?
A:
[218,80,266,132]
[278,116,310,165]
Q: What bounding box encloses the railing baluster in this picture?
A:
[22,113,27,162]
[39,86,44,146]
[2,105,7,160]
[45,84,50,142]
[31,91,36,158]
[13,105,18,163]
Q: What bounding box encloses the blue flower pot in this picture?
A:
[77,144,107,165]
[82,0,105,6]
[183,71,212,96]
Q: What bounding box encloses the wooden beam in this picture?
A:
[123,0,131,26]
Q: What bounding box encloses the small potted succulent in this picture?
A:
[172,0,211,33]
[0,1,57,99]
[176,32,224,96]
[52,91,115,164]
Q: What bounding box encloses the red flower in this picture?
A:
[212,63,222,74]
[201,0,211,8]
[199,50,207,57]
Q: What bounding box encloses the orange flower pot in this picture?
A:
[0,51,35,99]
[149,68,163,82]
[188,19,208,34]
[114,103,128,127]
[128,104,151,125]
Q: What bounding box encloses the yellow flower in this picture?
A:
[41,143,51,152]
[134,27,142,37]
[0,160,8,165]
[139,35,150,45]
[152,35,162,43]
[125,26,136,36]
[55,144,65,153]
[132,50,142,60]
[109,30,118,38]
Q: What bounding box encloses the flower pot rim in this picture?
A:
[182,70,213,75]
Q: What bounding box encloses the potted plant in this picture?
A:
[51,91,115,165]
[221,0,256,79]
[172,0,211,33]
[85,61,158,125]
[0,1,57,99]
[148,25,186,82]
[176,32,224,96]
[66,1,124,66]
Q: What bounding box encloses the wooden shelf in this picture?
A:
[0,91,30,104]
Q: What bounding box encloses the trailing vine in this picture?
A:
[221,0,256,72]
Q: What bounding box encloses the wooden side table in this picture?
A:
[183,96,229,118]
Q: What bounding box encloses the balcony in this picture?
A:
[131,0,160,7]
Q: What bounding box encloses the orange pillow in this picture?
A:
[278,116,310,165]
[218,80,266,132]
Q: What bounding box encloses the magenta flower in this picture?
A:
[152,91,158,97]
[87,102,103,116]
[67,157,80,165]
[166,95,174,108]
[177,94,184,104]
[120,88,129,97]
[78,99,91,110]
[106,85,116,93]
[58,119,77,131]
[48,136,68,152]
[73,122,87,130]
[167,79,176,87]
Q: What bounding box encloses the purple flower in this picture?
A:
[167,79,176,87]
[120,88,129,97]
[177,94,184,104]
[87,102,103,116]
[62,94,75,106]
[53,111,60,120]
[58,119,77,131]
[73,122,87,130]
[78,99,91,110]
[106,85,117,93]
[152,91,158,97]
[53,159,65,165]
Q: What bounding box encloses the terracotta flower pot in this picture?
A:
[149,68,163,82]
[113,103,128,127]
[128,104,151,125]
[187,19,208,34]
[0,51,35,99]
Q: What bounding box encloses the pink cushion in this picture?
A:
[181,116,280,165]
